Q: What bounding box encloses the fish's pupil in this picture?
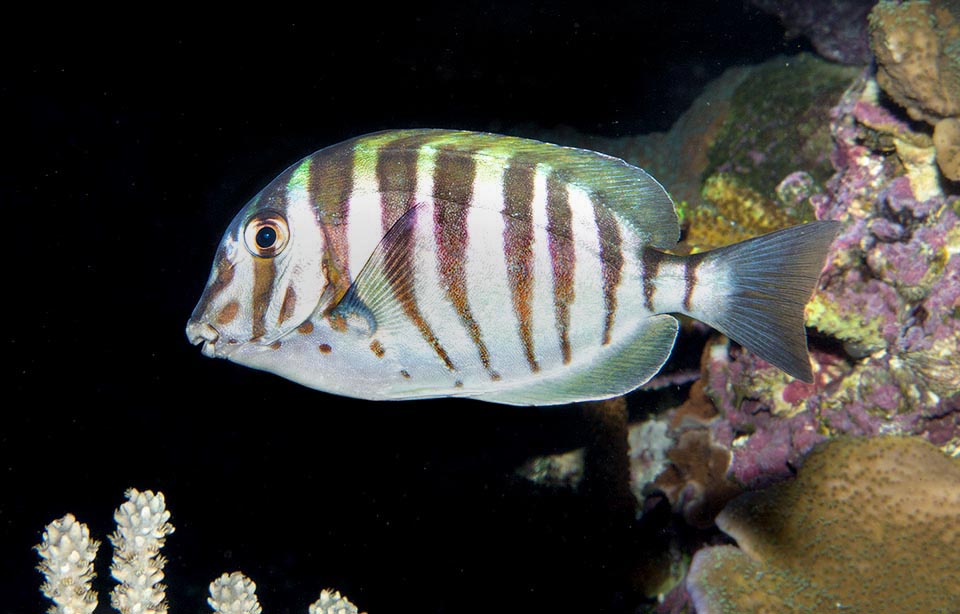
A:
[256,226,277,249]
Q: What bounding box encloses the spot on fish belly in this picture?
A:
[370,339,385,358]
[319,343,332,354]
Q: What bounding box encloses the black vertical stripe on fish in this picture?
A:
[278,285,297,325]
[592,201,623,345]
[381,204,457,372]
[433,148,495,374]
[683,251,707,312]
[641,248,662,311]
[249,165,295,339]
[310,146,353,292]
[311,146,353,215]
[503,163,540,372]
[376,134,430,234]
[251,258,277,340]
[546,172,575,364]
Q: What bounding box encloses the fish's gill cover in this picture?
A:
[686,436,960,613]
[350,129,681,248]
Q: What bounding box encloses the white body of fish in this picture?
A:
[186,129,839,405]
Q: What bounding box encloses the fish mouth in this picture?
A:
[186,319,230,358]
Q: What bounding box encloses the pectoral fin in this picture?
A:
[328,204,424,335]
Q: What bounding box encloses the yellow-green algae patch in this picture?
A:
[682,174,799,251]
[688,436,960,613]
[804,293,887,354]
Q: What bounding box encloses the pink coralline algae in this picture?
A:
[702,73,960,488]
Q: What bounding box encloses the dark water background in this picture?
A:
[3,4,808,613]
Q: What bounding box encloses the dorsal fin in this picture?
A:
[351,129,681,249]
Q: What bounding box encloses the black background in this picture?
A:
[3,4,804,613]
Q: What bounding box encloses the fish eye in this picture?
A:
[243,212,289,257]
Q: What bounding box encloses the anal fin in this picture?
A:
[474,314,679,406]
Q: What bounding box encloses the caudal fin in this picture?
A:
[699,221,841,382]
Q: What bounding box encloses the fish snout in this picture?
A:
[186,319,221,358]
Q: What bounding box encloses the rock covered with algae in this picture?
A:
[686,436,960,613]
[702,71,960,488]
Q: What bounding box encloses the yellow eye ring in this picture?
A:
[243,211,289,257]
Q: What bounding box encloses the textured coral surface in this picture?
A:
[869,0,960,180]
[686,436,960,613]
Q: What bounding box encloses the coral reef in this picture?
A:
[521,41,960,612]
[686,436,960,613]
[869,0,960,180]
[37,489,362,614]
[747,0,874,65]
[702,71,960,487]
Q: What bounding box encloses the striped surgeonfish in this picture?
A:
[186,129,840,406]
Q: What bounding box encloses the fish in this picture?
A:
[186,129,840,406]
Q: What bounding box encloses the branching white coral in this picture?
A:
[36,489,363,613]
[109,488,175,614]
[208,572,263,614]
[36,513,100,614]
[309,589,363,614]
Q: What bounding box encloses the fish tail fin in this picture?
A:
[691,221,841,382]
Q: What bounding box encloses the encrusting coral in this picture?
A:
[869,0,960,181]
[686,436,960,613]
